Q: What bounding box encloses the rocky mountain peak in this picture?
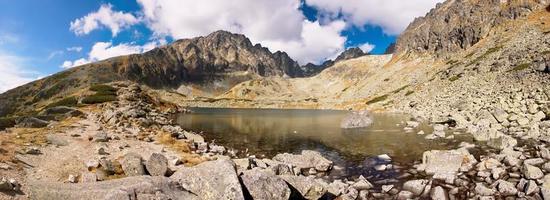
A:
[334,47,367,63]
[395,0,548,56]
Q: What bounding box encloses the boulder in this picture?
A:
[146,153,168,176]
[279,175,327,200]
[474,183,495,196]
[421,149,477,175]
[42,106,82,116]
[94,132,110,142]
[523,164,543,179]
[46,134,69,146]
[487,135,517,150]
[15,117,48,128]
[121,153,146,176]
[340,111,373,129]
[240,169,291,200]
[170,159,244,200]
[497,180,518,196]
[29,176,198,200]
[402,179,428,196]
[430,186,448,200]
[273,150,333,172]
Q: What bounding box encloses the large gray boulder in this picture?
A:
[170,159,244,200]
[146,153,168,176]
[421,149,477,175]
[240,169,291,200]
[340,111,373,129]
[121,153,146,176]
[29,176,198,200]
[279,175,327,200]
[273,150,333,172]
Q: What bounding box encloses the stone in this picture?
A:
[497,180,518,196]
[0,177,12,191]
[523,164,543,179]
[327,180,347,196]
[279,175,327,200]
[25,147,41,155]
[430,186,448,200]
[170,159,244,200]
[273,150,333,172]
[382,185,394,193]
[97,147,109,155]
[397,191,414,200]
[46,134,69,146]
[94,132,110,142]
[29,176,199,200]
[351,175,373,190]
[183,131,205,143]
[524,158,545,166]
[487,135,517,150]
[525,180,537,195]
[402,179,428,196]
[422,149,477,175]
[68,174,77,183]
[241,169,290,200]
[492,108,509,123]
[541,147,550,160]
[406,121,420,128]
[433,124,446,132]
[146,153,169,176]
[340,111,373,129]
[121,153,146,176]
[81,172,97,183]
[475,183,495,196]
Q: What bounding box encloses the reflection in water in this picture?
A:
[176,108,472,180]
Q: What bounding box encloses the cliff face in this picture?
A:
[395,0,548,56]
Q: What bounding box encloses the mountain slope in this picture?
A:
[0,31,304,117]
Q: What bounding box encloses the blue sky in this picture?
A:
[0,0,442,92]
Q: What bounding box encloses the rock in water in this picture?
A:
[240,169,291,200]
[340,111,373,129]
[278,175,327,200]
[146,153,168,176]
[170,159,244,200]
[29,176,198,200]
[421,149,477,175]
[121,153,146,176]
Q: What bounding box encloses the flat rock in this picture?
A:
[278,175,327,200]
[29,176,198,200]
[402,179,428,196]
[241,169,290,200]
[16,117,48,128]
[422,149,477,175]
[170,159,244,200]
[273,150,333,172]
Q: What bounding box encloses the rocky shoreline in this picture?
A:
[1,82,549,200]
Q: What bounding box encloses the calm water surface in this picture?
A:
[176,108,473,181]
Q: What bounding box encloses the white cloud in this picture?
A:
[70,4,139,37]
[136,0,346,64]
[358,43,375,53]
[61,40,164,69]
[66,46,83,52]
[0,53,38,93]
[304,0,444,35]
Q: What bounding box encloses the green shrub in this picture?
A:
[405,91,414,96]
[82,94,117,104]
[446,60,459,65]
[366,94,389,105]
[46,96,78,108]
[464,52,475,58]
[90,84,117,93]
[465,46,502,67]
[510,63,530,72]
[449,75,460,82]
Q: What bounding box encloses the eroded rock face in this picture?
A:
[170,159,244,200]
[395,0,547,56]
[29,176,198,200]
